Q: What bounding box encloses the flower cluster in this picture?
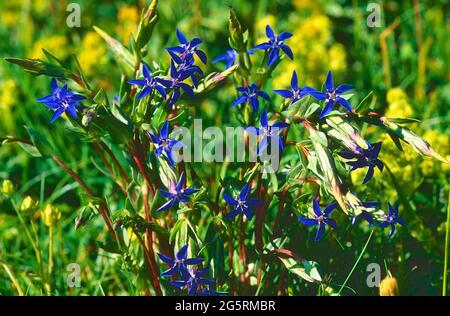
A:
[37,78,86,123]
[158,244,225,295]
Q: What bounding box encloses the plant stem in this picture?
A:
[48,225,53,275]
[443,189,450,296]
[338,229,375,295]
[52,155,115,238]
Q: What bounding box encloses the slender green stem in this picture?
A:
[338,229,375,295]
[443,189,450,296]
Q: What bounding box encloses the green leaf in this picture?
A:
[278,257,322,283]
[355,91,373,113]
[24,126,54,157]
[93,26,135,70]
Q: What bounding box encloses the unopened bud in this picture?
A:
[20,195,38,213]
[41,204,61,227]
[379,276,398,296]
[1,180,15,197]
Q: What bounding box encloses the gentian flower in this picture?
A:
[158,61,195,107]
[252,25,293,66]
[166,29,207,65]
[157,172,199,212]
[299,199,337,242]
[147,119,184,166]
[171,268,211,295]
[252,25,294,66]
[212,49,238,69]
[379,202,404,238]
[157,244,204,279]
[37,78,86,123]
[128,64,167,100]
[338,142,384,184]
[223,183,261,221]
[351,199,381,225]
[233,84,270,111]
[308,70,354,118]
[246,110,288,154]
[273,70,313,104]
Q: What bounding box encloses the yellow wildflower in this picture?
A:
[116,5,139,44]
[29,35,69,60]
[78,31,107,76]
[379,276,399,296]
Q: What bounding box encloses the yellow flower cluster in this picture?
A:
[272,12,347,89]
[29,35,69,60]
[385,87,414,118]
[116,5,139,44]
[78,31,107,76]
[0,79,17,110]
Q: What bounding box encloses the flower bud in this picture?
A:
[41,204,61,227]
[1,179,15,197]
[20,195,38,213]
[379,276,398,296]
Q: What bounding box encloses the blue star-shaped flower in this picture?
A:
[252,25,293,66]
[158,244,204,279]
[233,83,270,111]
[246,110,289,154]
[351,199,381,226]
[166,29,207,65]
[158,60,195,107]
[157,172,199,212]
[128,64,167,100]
[212,49,238,69]
[299,199,337,242]
[147,119,184,166]
[379,202,404,238]
[223,183,261,221]
[338,142,384,184]
[170,268,211,295]
[308,70,354,118]
[37,78,86,123]
[273,70,313,104]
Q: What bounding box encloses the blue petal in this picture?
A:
[315,222,326,241]
[362,166,375,184]
[312,199,322,216]
[319,100,334,119]
[265,24,275,40]
[273,89,293,98]
[280,44,293,60]
[291,71,299,90]
[325,70,334,91]
[260,110,269,127]
[176,29,187,44]
[176,244,189,260]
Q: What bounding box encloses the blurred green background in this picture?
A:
[0,0,449,295]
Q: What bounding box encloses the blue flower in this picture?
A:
[252,25,293,66]
[299,199,337,242]
[212,49,238,69]
[128,64,167,100]
[158,244,204,279]
[273,70,313,104]
[246,110,288,154]
[338,142,384,184]
[157,172,199,212]
[171,268,211,295]
[166,29,207,65]
[147,119,184,166]
[351,199,381,226]
[379,202,404,238]
[308,70,354,118]
[37,78,86,123]
[158,60,195,107]
[223,183,261,221]
[233,83,270,111]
